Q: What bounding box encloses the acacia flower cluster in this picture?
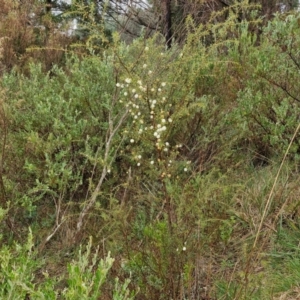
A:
[114,52,191,175]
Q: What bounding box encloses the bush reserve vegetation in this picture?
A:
[1,0,300,299]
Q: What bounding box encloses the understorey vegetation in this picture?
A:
[1,1,300,299]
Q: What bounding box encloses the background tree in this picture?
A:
[0,0,75,72]
[131,0,299,46]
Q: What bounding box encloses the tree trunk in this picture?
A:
[164,0,172,49]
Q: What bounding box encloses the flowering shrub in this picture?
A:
[0,24,245,297]
[2,6,300,299]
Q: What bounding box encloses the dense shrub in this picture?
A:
[231,13,300,163]
[1,6,300,299]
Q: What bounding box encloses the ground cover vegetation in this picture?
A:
[1,0,300,299]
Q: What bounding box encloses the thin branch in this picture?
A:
[287,51,300,71]
[259,74,300,103]
[76,108,128,234]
